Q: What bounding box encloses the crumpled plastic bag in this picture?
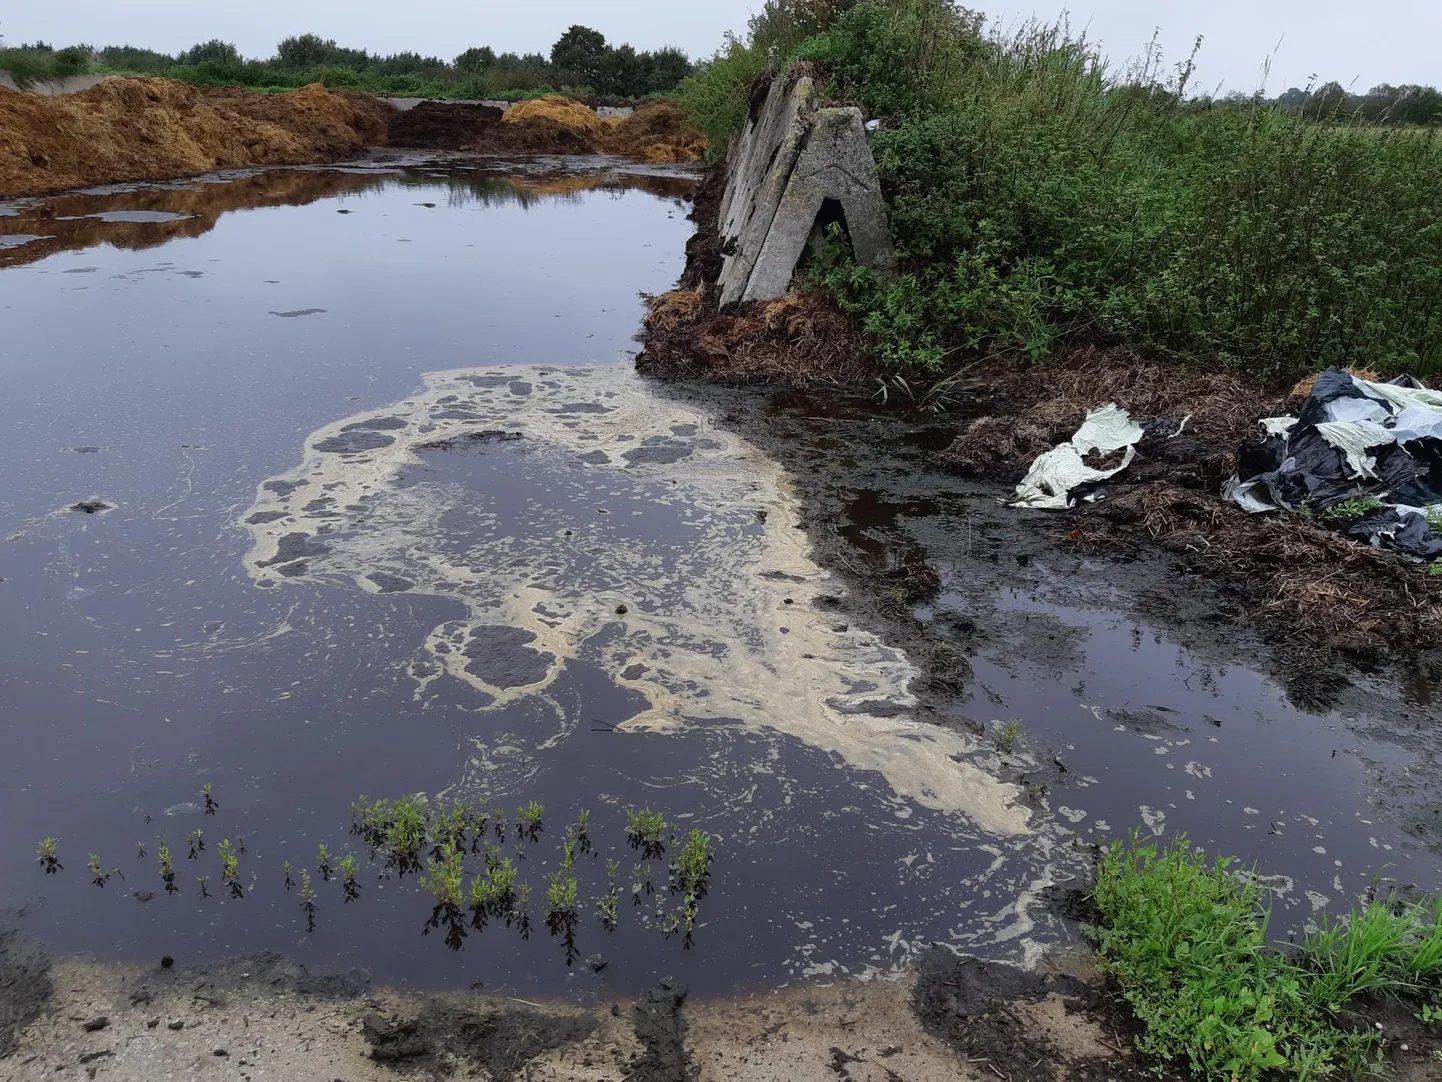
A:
[1013,403,1143,510]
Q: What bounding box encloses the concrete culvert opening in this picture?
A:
[796,196,854,280]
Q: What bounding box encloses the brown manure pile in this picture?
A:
[0,78,394,198]
[601,102,708,163]
[388,95,708,163]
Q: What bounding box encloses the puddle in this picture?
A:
[0,158,1067,997]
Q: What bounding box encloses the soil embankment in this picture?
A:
[0,83,706,200]
[0,78,393,198]
[388,95,707,162]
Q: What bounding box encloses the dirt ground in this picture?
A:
[0,79,393,198]
[0,914,1241,1082]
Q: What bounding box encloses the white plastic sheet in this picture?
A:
[1013,403,1142,510]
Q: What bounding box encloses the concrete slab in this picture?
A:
[717,73,895,307]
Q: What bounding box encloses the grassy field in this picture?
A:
[681,0,1442,383]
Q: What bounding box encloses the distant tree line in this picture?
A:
[0,26,693,99]
[1195,81,1442,126]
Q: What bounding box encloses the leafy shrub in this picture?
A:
[1095,834,1442,1081]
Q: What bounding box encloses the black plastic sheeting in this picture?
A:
[1232,367,1442,560]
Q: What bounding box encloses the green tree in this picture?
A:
[275,33,338,71]
[178,39,240,66]
[643,46,693,93]
[1307,80,1349,120]
[550,24,608,87]
[454,46,495,74]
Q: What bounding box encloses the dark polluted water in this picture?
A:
[2,156,1438,1005]
[0,157,1057,999]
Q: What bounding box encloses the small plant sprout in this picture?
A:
[217,838,242,898]
[517,801,544,843]
[186,829,204,859]
[433,801,468,857]
[197,876,210,898]
[88,853,109,887]
[512,881,533,940]
[339,854,359,902]
[421,844,465,908]
[545,867,579,936]
[236,834,245,854]
[995,719,1022,754]
[158,843,177,895]
[135,841,146,859]
[385,795,428,875]
[493,808,507,844]
[283,860,295,891]
[464,806,490,853]
[421,843,467,950]
[468,857,519,928]
[1430,560,1442,578]
[576,809,592,855]
[317,843,332,882]
[202,783,217,816]
[299,868,317,933]
[625,808,667,860]
[631,863,646,903]
[1319,496,1385,524]
[598,859,620,932]
[37,838,61,874]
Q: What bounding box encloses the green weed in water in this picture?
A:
[87,853,109,887]
[217,838,242,898]
[516,800,545,843]
[299,868,317,932]
[158,843,177,895]
[994,719,1022,754]
[340,854,360,902]
[202,782,217,816]
[625,808,667,859]
[186,829,203,859]
[36,838,61,874]
[317,843,332,882]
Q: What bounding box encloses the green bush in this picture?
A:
[685,0,1442,381]
[1094,834,1442,1081]
[679,35,768,153]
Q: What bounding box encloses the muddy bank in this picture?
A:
[934,350,1442,667]
[10,914,1305,1082]
[14,924,1431,1082]
[0,78,393,198]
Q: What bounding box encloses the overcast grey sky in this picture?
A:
[4,1,1439,95]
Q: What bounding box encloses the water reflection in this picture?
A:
[0,156,697,269]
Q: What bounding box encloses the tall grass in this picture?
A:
[1095,834,1442,1081]
[684,0,1442,381]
